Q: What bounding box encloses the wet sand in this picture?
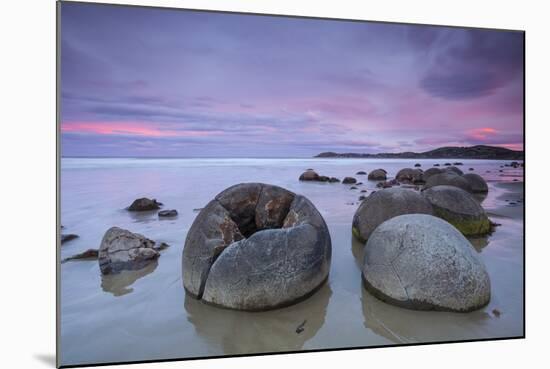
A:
[59,158,524,366]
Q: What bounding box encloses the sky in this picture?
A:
[60,2,524,158]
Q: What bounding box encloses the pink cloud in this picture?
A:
[62,121,223,138]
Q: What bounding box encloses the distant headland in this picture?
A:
[315,145,524,160]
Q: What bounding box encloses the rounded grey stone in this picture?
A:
[362,214,491,312]
[352,187,433,243]
[462,173,489,193]
[183,183,331,311]
[396,168,424,184]
[423,172,472,192]
[299,170,320,181]
[368,169,387,180]
[422,185,491,236]
[423,167,443,181]
[445,166,464,175]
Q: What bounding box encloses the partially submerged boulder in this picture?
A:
[396,168,424,184]
[98,227,160,274]
[423,172,472,193]
[352,187,433,243]
[127,198,162,211]
[362,214,491,312]
[61,234,79,244]
[158,209,178,217]
[342,177,357,184]
[422,185,491,236]
[367,169,387,181]
[183,183,331,311]
[356,171,367,175]
[299,170,320,181]
[462,173,489,193]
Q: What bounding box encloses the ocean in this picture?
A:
[59,157,524,366]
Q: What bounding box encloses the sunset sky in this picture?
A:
[60,2,524,158]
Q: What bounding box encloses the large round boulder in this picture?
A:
[422,185,491,236]
[98,227,160,274]
[352,187,433,243]
[396,168,424,184]
[368,169,387,181]
[422,167,443,181]
[462,173,489,193]
[362,214,491,312]
[445,166,464,175]
[299,169,320,181]
[423,172,472,192]
[182,183,331,311]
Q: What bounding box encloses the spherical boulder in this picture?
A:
[368,169,387,181]
[396,168,424,184]
[182,183,331,311]
[362,214,491,312]
[352,187,433,243]
[423,172,472,193]
[462,173,489,193]
[445,166,464,175]
[342,177,357,184]
[422,167,443,181]
[98,227,160,274]
[422,185,491,236]
[299,169,320,181]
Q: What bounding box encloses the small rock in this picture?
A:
[434,164,440,167]
[193,208,203,212]
[329,177,340,183]
[153,242,170,251]
[350,186,358,190]
[368,169,387,181]
[358,195,366,201]
[360,190,367,193]
[158,209,178,217]
[414,163,421,167]
[492,309,501,317]
[99,227,160,275]
[299,169,320,181]
[296,320,307,334]
[61,234,79,244]
[356,182,363,185]
[469,168,474,171]
[356,171,367,175]
[62,249,99,263]
[127,198,162,211]
[342,177,357,184]
[453,162,464,166]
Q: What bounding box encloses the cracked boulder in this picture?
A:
[352,187,433,243]
[98,227,160,275]
[362,214,491,312]
[422,185,491,236]
[182,183,331,311]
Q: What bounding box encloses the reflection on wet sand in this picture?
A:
[101,261,158,296]
[351,235,365,270]
[183,283,332,354]
[468,235,490,252]
[361,286,492,344]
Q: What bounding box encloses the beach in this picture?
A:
[60,158,524,366]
